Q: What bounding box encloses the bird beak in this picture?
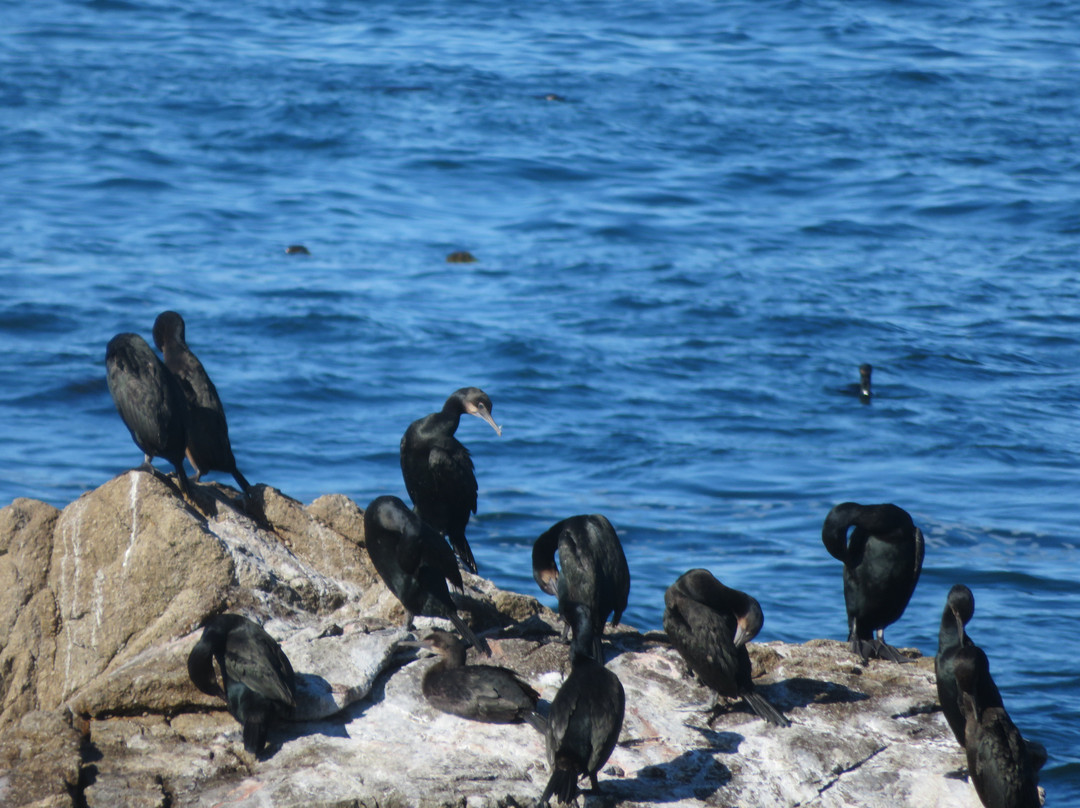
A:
[475,408,502,436]
[951,606,966,645]
[733,621,748,648]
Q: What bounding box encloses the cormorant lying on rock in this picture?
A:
[187,613,296,755]
[152,311,251,493]
[408,630,544,730]
[822,502,924,663]
[400,387,502,574]
[541,607,625,806]
[663,569,790,727]
[364,495,490,655]
[532,514,630,662]
[105,332,192,496]
[953,646,1040,808]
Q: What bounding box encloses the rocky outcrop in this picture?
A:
[0,471,1002,807]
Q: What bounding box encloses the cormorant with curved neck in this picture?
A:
[822,502,924,663]
[663,569,790,727]
[532,514,630,662]
[408,630,544,730]
[105,332,192,497]
[364,495,490,655]
[400,387,502,574]
[152,311,251,493]
[936,584,1004,746]
[541,607,625,806]
[953,646,1040,808]
[187,613,296,755]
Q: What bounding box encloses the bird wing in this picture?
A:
[427,443,478,515]
[224,628,296,707]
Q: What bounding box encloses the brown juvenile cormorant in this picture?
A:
[953,646,1040,808]
[663,569,790,727]
[532,514,630,662]
[822,502,924,663]
[105,332,192,496]
[187,613,296,755]
[364,495,490,655]
[400,387,501,574]
[408,629,544,730]
[152,311,251,493]
[541,608,625,805]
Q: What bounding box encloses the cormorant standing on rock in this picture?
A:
[105,332,192,496]
[663,569,790,727]
[400,387,502,574]
[187,613,296,755]
[532,514,630,662]
[364,495,490,655]
[541,608,625,806]
[953,646,1040,808]
[152,311,251,493]
[822,502,924,663]
[408,630,544,730]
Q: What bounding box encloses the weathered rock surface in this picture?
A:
[0,472,1003,807]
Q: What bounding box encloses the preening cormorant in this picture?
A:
[532,514,630,662]
[187,613,296,755]
[152,311,251,493]
[953,646,1040,808]
[364,495,490,655]
[400,387,501,574]
[409,630,544,729]
[541,610,625,805]
[105,332,192,496]
[663,569,790,727]
[822,502,924,663]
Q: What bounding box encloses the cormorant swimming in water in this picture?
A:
[187,613,296,755]
[152,311,251,494]
[364,495,490,655]
[400,387,501,574]
[541,608,625,806]
[822,502,924,663]
[953,646,1040,808]
[532,514,630,662]
[663,569,790,727]
[858,363,872,402]
[408,629,544,730]
[936,584,1004,746]
[105,332,192,496]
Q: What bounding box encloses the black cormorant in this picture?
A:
[532,514,630,662]
[187,613,296,755]
[822,502,924,663]
[859,363,872,402]
[400,387,501,574]
[541,609,625,805]
[408,629,544,729]
[105,332,192,496]
[152,311,251,493]
[953,646,1040,808]
[663,569,790,727]
[364,495,490,655]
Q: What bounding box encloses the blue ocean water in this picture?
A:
[2,0,1078,798]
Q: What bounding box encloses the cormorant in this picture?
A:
[152,311,251,493]
[822,502,924,663]
[859,363,872,402]
[953,646,1040,808]
[532,514,630,662]
[541,608,625,805]
[105,332,192,496]
[187,613,296,755]
[400,387,501,574]
[663,569,790,727]
[364,495,490,655]
[408,629,544,730]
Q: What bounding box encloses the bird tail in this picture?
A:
[232,467,252,494]
[449,531,478,574]
[449,612,491,656]
[744,691,791,727]
[523,710,548,735]
[242,716,267,755]
[541,760,579,805]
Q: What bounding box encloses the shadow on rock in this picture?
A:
[777,676,869,709]
[602,745,734,804]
